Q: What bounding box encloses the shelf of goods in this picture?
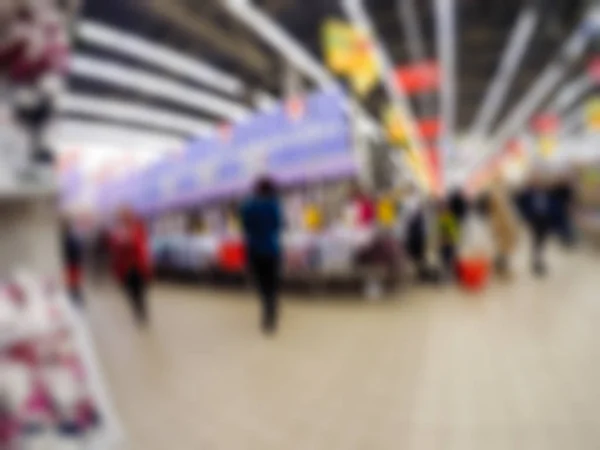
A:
[0,194,123,449]
[151,226,403,288]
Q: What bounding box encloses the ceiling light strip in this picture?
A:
[548,74,593,113]
[49,119,187,151]
[70,55,250,121]
[467,8,595,178]
[469,7,538,137]
[57,94,215,137]
[434,0,458,180]
[77,20,245,96]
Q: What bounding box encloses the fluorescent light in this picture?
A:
[254,90,278,111]
[49,119,187,151]
[434,0,458,167]
[56,94,215,136]
[548,75,593,113]
[223,0,334,87]
[470,8,538,137]
[560,106,584,136]
[77,20,245,97]
[70,55,250,121]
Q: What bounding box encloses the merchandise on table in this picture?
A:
[150,224,403,284]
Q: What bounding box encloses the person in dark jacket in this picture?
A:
[240,177,283,335]
[550,178,576,247]
[110,207,152,326]
[61,218,84,307]
[517,179,553,276]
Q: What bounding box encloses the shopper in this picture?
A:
[110,207,152,326]
[437,200,460,280]
[487,183,519,277]
[240,177,283,335]
[448,189,469,226]
[403,192,429,281]
[61,218,84,308]
[350,184,376,227]
[518,179,553,276]
[550,176,576,247]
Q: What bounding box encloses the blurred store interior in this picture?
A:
[1,0,600,448]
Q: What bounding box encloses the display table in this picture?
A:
[151,226,404,292]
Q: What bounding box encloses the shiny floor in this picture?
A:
[86,244,600,450]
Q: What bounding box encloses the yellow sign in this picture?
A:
[383,105,408,145]
[538,135,557,158]
[323,19,357,74]
[322,19,379,97]
[585,97,600,131]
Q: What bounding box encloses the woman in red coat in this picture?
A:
[110,207,152,326]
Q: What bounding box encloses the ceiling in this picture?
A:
[64,0,589,156]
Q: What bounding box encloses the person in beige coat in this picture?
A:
[487,182,520,276]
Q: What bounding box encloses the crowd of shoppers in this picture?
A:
[401,175,577,285]
[60,172,577,337]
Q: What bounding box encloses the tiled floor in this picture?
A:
[85,245,600,450]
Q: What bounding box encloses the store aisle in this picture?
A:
[85,246,600,450]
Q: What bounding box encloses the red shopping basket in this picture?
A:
[457,257,490,292]
[218,240,246,273]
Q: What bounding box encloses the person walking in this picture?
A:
[550,176,576,247]
[518,179,553,276]
[61,218,84,307]
[437,200,460,280]
[487,183,519,277]
[110,207,152,326]
[240,177,283,335]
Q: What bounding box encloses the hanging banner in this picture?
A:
[383,105,408,145]
[587,57,600,84]
[323,19,359,74]
[418,118,442,141]
[394,60,440,95]
[322,19,379,97]
[531,114,559,134]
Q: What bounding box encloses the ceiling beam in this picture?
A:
[147,0,272,77]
